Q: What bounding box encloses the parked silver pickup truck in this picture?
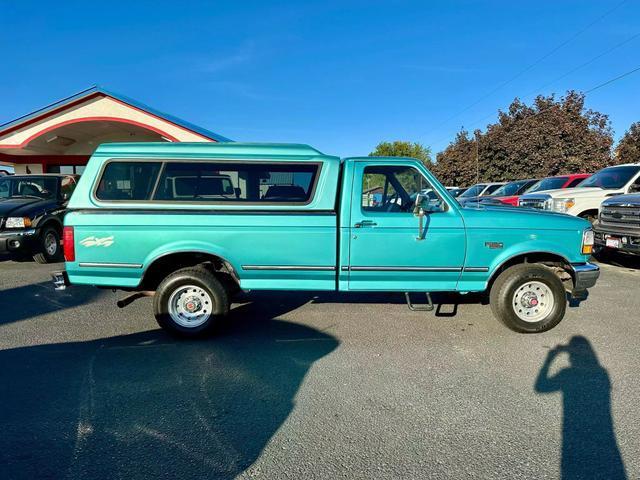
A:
[593,194,640,255]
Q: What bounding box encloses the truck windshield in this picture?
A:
[0,177,57,200]
[579,166,640,189]
[459,184,487,198]
[527,177,567,193]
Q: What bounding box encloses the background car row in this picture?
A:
[451,163,640,257]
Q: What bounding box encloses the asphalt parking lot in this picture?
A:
[1,255,639,480]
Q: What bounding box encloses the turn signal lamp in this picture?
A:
[582,229,594,255]
[63,226,75,262]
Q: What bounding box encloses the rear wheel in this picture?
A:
[33,227,63,264]
[153,267,229,337]
[489,264,566,333]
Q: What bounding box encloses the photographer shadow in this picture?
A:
[535,336,626,480]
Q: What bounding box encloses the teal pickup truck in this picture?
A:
[53,143,599,336]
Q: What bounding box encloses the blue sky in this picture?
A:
[1,0,639,158]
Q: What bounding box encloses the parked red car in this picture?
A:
[479,179,539,206]
[522,174,591,197]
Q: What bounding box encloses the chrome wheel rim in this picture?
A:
[168,285,213,328]
[512,281,554,323]
[44,232,58,255]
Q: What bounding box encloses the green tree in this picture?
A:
[369,141,432,164]
[433,91,614,186]
[614,122,640,164]
[431,129,479,186]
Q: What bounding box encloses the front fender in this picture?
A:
[487,239,577,276]
[32,212,63,232]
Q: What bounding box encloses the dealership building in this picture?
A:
[0,86,230,174]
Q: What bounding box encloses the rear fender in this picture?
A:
[142,240,239,275]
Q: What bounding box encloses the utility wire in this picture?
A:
[522,31,640,98]
[424,0,630,141]
[439,33,640,143]
[433,63,640,151]
[585,64,640,93]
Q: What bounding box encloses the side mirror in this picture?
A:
[414,194,425,241]
[628,184,640,194]
[413,193,424,215]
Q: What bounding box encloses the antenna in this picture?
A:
[475,130,480,206]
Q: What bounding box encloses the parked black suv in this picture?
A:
[0,174,78,263]
[593,194,640,256]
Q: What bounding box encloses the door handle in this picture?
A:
[354,220,377,228]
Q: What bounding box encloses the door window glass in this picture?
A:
[61,176,77,199]
[0,177,58,200]
[362,165,444,213]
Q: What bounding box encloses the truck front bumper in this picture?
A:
[0,229,37,254]
[593,223,640,255]
[571,263,600,292]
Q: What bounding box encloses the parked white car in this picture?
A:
[518,164,640,222]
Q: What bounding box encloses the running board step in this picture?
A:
[405,292,434,311]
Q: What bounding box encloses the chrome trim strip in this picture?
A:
[570,262,600,291]
[346,266,462,272]
[570,262,600,274]
[463,267,489,272]
[79,262,143,269]
[0,229,37,238]
[241,265,336,271]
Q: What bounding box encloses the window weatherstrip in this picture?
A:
[92,157,324,207]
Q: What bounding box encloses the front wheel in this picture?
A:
[489,264,566,333]
[33,227,63,264]
[153,267,229,337]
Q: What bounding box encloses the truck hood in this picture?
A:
[521,186,622,199]
[0,197,53,218]
[460,203,589,230]
[601,194,640,207]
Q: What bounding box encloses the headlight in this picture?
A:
[552,198,575,213]
[582,228,594,255]
[5,217,32,229]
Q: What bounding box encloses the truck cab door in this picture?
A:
[347,161,465,291]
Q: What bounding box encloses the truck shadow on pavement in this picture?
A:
[302,290,486,316]
[535,336,627,480]
[0,297,339,480]
[595,251,640,271]
[0,280,104,326]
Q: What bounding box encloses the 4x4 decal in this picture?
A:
[79,236,114,247]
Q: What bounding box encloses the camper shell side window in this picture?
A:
[94,159,322,205]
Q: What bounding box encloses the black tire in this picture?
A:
[489,264,566,333]
[153,267,229,337]
[579,211,598,224]
[33,227,63,264]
